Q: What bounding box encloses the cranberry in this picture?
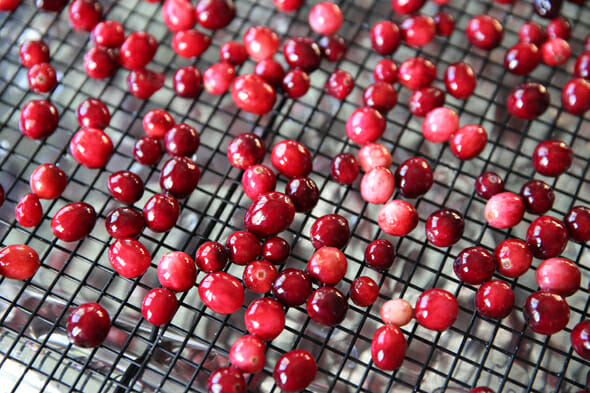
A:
[30,163,66,200]
[262,237,290,264]
[68,0,102,32]
[536,257,580,297]
[91,20,125,48]
[159,157,200,198]
[19,40,50,68]
[410,87,445,116]
[16,193,43,228]
[272,268,312,307]
[380,299,413,326]
[398,57,436,91]
[105,207,144,239]
[562,78,590,115]
[361,166,395,204]
[19,99,59,140]
[0,0,19,10]
[244,192,295,238]
[51,202,96,242]
[226,230,261,265]
[242,26,279,61]
[371,325,407,371]
[76,98,110,129]
[162,0,195,32]
[282,68,311,99]
[422,107,459,143]
[107,171,144,204]
[0,244,40,280]
[83,46,118,79]
[242,165,276,199]
[306,246,347,285]
[108,238,150,279]
[254,59,285,87]
[330,153,359,185]
[271,139,312,178]
[508,82,551,120]
[244,297,285,340]
[243,260,277,293]
[70,127,113,168]
[444,62,477,99]
[363,82,398,114]
[370,21,401,56]
[195,0,235,30]
[532,140,573,177]
[504,43,541,75]
[401,14,436,47]
[466,15,504,50]
[434,11,454,37]
[547,17,571,40]
[231,74,276,115]
[66,303,110,348]
[27,62,57,93]
[475,172,504,199]
[394,157,432,198]
[520,179,554,214]
[414,288,458,331]
[119,32,157,70]
[533,0,563,18]
[519,21,546,46]
[526,215,568,259]
[346,106,386,145]
[565,206,590,242]
[134,136,163,165]
[318,34,346,62]
[172,29,210,59]
[229,334,266,374]
[325,69,354,100]
[283,37,322,73]
[227,133,265,170]
[307,286,348,326]
[484,192,525,229]
[391,0,425,13]
[586,34,590,51]
[143,109,174,139]
[142,288,178,326]
[450,124,488,160]
[523,290,569,335]
[453,246,495,285]
[541,38,571,66]
[273,350,316,393]
[207,366,245,393]
[357,143,392,172]
[378,200,419,236]
[195,241,228,272]
[425,209,464,247]
[365,238,395,271]
[143,193,179,232]
[174,66,202,98]
[494,238,532,278]
[475,280,515,319]
[571,320,590,360]
[575,52,590,79]
[164,123,200,157]
[157,251,196,292]
[308,2,342,35]
[310,214,350,249]
[373,58,398,84]
[273,0,303,11]
[219,41,247,65]
[285,176,319,213]
[350,276,379,307]
[127,68,165,99]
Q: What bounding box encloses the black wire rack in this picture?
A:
[0,0,589,391]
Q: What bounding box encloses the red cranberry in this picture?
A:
[475,172,504,199]
[391,0,424,13]
[172,29,210,59]
[16,193,43,228]
[318,34,346,62]
[273,350,316,393]
[143,109,174,139]
[70,127,113,168]
[409,86,446,116]
[475,280,514,319]
[219,41,247,65]
[108,238,150,279]
[401,14,436,47]
[536,257,580,297]
[262,237,289,264]
[229,334,266,374]
[306,246,347,285]
[532,140,573,177]
[195,0,235,30]
[425,209,464,247]
[127,68,165,99]
[310,214,350,249]
[547,17,571,39]
[346,107,386,145]
[19,40,50,68]
[330,153,359,185]
[398,57,436,90]
[434,11,454,37]
[444,62,477,99]
[207,366,245,393]
[494,238,532,278]
[105,207,144,239]
[83,46,117,79]
[0,244,40,280]
[30,163,66,200]
[450,124,488,160]
[68,0,102,31]
[373,58,398,84]
[283,37,322,73]
[358,143,392,172]
[350,276,379,307]
[363,82,397,114]
[273,0,303,11]
[504,43,541,75]
[361,166,395,204]
[76,98,110,129]
[174,65,202,98]
[282,68,311,99]
[519,21,547,46]
[195,241,228,272]
[244,297,285,340]
[453,246,495,285]
[507,82,550,119]
[243,260,277,293]
[485,192,525,229]
[285,176,319,213]
[51,202,96,242]
[142,288,178,326]
[575,52,590,79]
[119,32,157,70]
[244,192,295,238]
[226,230,261,265]
[160,156,200,198]
[91,20,124,48]
[307,286,348,326]
[107,171,144,204]
[231,74,276,115]
[523,290,569,335]
[526,215,568,259]
[164,123,200,157]
[562,78,590,115]
[466,15,504,50]
[19,99,59,140]
[365,238,395,271]
[565,206,590,242]
[571,320,590,361]
[533,0,563,18]
[143,193,179,232]
[541,38,571,66]
[395,157,433,198]
[520,179,554,214]
[422,107,459,143]
[27,62,57,93]
[378,200,419,236]
[134,136,163,165]
[272,268,311,307]
[308,2,342,35]
[271,139,312,178]
[371,325,407,371]
[380,299,413,326]
[66,303,110,348]
[0,0,19,10]
[204,62,236,95]
[162,0,195,32]
[242,165,276,199]
[370,21,401,56]
[414,288,458,331]
[325,69,354,100]
[157,251,196,292]
[242,26,280,61]
[254,59,285,87]
[227,132,265,170]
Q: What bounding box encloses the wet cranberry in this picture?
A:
[70,127,113,168]
[159,157,200,198]
[282,68,311,99]
[398,57,436,90]
[0,244,40,280]
[318,34,346,62]
[401,14,436,47]
[422,107,459,143]
[373,58,398,84]
[143,109,174,139]
[244,297,285,340]
[409,87,446,116]
[229,334,266,374]
[565,206,590,242]
[475,172,504,199]
[66,303,110,348]
[134,136,163,165]
[172,29,210,59]
[308,2,342,35]
[19,99,59,140]
[395,157,433,198]
[262,237,290,264]
[68,0,102,31]
[504,43,541,75]
[108,171,144,204]
[19,40,50,68]
[272,268,312,307]
[485,192,525,229]
[453,247,495,285]
[244,192,295,238]
[361,166,395,204]
[195,241,228,272]
[526,215,568,259]
[310,214,350,250]
[571,320,590,361]
[163,123,200,157]
[524,290,569,335]
[273,350,316,393]
[108,238,150,279]
[371,21,401,56]
[307,286,348,326]
[434,11,454,36]
[350,276,379,307]
[475,280,514,319]
[425,209,464,247]
[219,41,246,65]
[371,325,407,371]
[378,200,419,237]
[494,238,532,278]
[325,69,354,100]
[27,62,57,93]
[536,257,580,297]
[16,193,43,228]
[127,68,165,99]
[51,202,96,242]
[162,0,195,32]
[207,366,245,393]
[30,163,66,200]
[105,207,144,239]
[575,52,590,80]
[541,38,571,66]
[173,66,202,98]
[232,74,276,115]
[196,0,235,30]
[254,59,284,87]
[157,251,196,292]
[142,288,178,326]
[227,133,265,170]
[285,176,319,213]
[562,78,590,115]
[226,230,261,265]
[119,32,157,70]
[76,98,110,129]
[533,0,563,18]
[363,82,398,114]
[91,20,125,48]
[83,46,117,79]
[273,0,303,11]
[466,15,504,50]
[271,139,312,178]
[283,36,322,73]
[381,299,413,326]
[243,259,277,293]
[330,153,359,185]
[143,193,179,232]
[242,164,276,199]
[547,17,570,40]
[450,124,488,160]
[532,140,573,177]
[306,246,347,286]
[365,238,395,271]
[414,288,458,331]
[346,106,386,145]
[520,179,554,214]
[358,143,392,172]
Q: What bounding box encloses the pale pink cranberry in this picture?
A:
[519,21,547,46]
[541,38,571,66]
[434,11,454,36]
[350,276,379,307]
[401,14,436,47]
[380,299,413,326]
[325,69,354,100]
[157,251,196,292]
[547,17,570,40]
[142,288,178,326]
[371,21,401,56]
[494,238,533,278]
[243,26,280,61]
[474,280,514,319]
[345,107,386,145]
[172,29,210,59]
[282,69,311,99]
[361,166,395,204]
[199,272,244,314]
[536,257,580,297]
[357,143,392,172]
[414,288,458,331]
[562,78,590,115]
[363,82,398,114]
[231,74,276,115]
[484,192,525,229]
[203,62,236,95]
[371,325,407,371]
[229,334,266,374]
[373,58,398,84]
[398,57,436,90]
[306,246,348,286]
[378,200,419,236]
[308,2,343,35]
[219,41,247,65]
[254,58,285,87]
[465,15,504,50]
[241,165,276,199]
[449,124,488,160]
[422,107,459,143]
[108,238,151,279]
[143,109,174,139]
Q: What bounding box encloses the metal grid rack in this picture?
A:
[0,0,589,391]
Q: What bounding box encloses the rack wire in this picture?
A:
[0,0,589,391]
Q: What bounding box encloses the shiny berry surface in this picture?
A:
[507,82,550,120]
[195,241,228,272]
[76,98,110,129]
[28,62,57,93]
[485,192,525,229]
[51,202,96,242]
[207,366,245,393]
[254,58,284,87]
[271,140,312,178]
[19,99,59,140]
[380,298,413,327]
[536,257,580,297]
[231,74,276,115]
[0,244,40,280]
[373,58,398,84]
[143,109,174,139]
[523,291,569,335]
[494,238,532,278]
[520,179,554,214]
[308,2,343,35]
[285,176,319,213]
[562,78,590,115]
[422,107,459,143]
[108,171,144,204]
[310,214,350,250]
[541,37,571,66]
[196,0,236,30]
[365,238,395,271]
[219,41,247,65]
[391,0,425,14]
[571,320,590,361]
[378,200,419,237]
[83,46,117,79]
[307,286,348,326]
[361,166,395,204]
[547,17,570,40]
[346,106,386,145]
[434,11,454,36]
[108,238,151,279]
[450,124,488,160]
[173,66,202,98]
[475,280,514,319]
[526,215,568,259]
[282,68,310,99]
[425,209,464,247]
[244,297,285,340]
[242,164,276,199]
[363,82,398,114]
[371,21,401,55]
[119,31,157,70]
[575,52,590,80]
[273,350,317,393]
[70,127,113,169]
[282,36,321,73]
[475,172,504,199]
[91,20,124,48]
[227,132,265,170]
[127,68,165,99]
[350,276,379,307]
[30,163,67,200]
[272,268,311,307]
[229,334,266,374]
[357,143,392,172]
[66,303,110,348]
[504,42,541,75]
[172,29,210,59]
[160,156,200,199]
[199,271,244,314]
[19,40,50,68]
[226,230,261,265]
[142,288,178,326]
[398,57,436,91]
[16,193,43,228]
[414,288,458,331]
[453,246,495,285]
[564,206,590,242]
[325,69,354,100]
[143,193,180,232]
[306,246,347,286]
[164,123,200,157]
[243,259,277,293]
[466,15,504,50]
[134,136,163,165]
[409,86,446,116]
[533,0,563,18]
[330,153,359,185]
[400,14,436,47]
[105,207,144,239]
[157,251,196,292]
[371,325,407,371]
[319,34,346,62]
[243,26,280,61]
[395,157,433,198]
[68,0,102,31]
[519,21,546,46]
[262,237,290,264]
[532,140,573,177]
[244,191,295,238]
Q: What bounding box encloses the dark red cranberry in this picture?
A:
[127,68,165,99]
[159,156,200,199]
[562,78,590,115]
[226,230,261,265]
[162,0,195,32]
[172,29,210,59]
[68,0,102,32]
[203,62,236,95]
[119,32,157,70]
[227,132,265,170]
[66,303,110,348]
[571,320,590,361]
[108,238,150,278]
[363,82,398,114]
[242,164,276,199]
[519,21,547,46]
[453,246,495,285]
[507,82,550,120]
[434,11,454,37]
[395,157,433,198]
[244,192,295,238]
[325,69,354,100]
[370,21,401,55]
[466,15,503,50]
[532,140,573,177]
[310,214,350,249]
[350,276,379,307]
[504,43,541,75]
[391,0,425,14]
[30,163,67,200]
[450,124,487,160]
[142,288,178,326]
[232,74,276,115]
[272,268,311,307]
[285,176,319,213]
[83,46,118,79]
[345,106,386,145]
[378,199,419,236]
[134,136,163,165]
[164,123,200,157]
[243,25,280,61]
[91,20,124,48]
[143,193,179,232]
[494,238,532,277]
[414,288,458,331]
[475,280,514,319]
[19,99,59,139]
[283,36,322,73]
[51,202,96,242]
[244,297,285,340]
[16,193,43,228]
[306,246,347,285]
[564,206,590,242]
[365,238,395,271]
[330,153,359,185]
[76,98,110,129]
[207,366,245,393]
[524,290,569,334]
[195,241,228,272]
[318,34,346,62]
[271,139,312,178]
[541,38,571,66]
[533,0,563,18]
[105,207,144,239]
[398,57,436,90]
[262,237,290,264]
[70,127,113,168]
[425,209,464,247]
[401,14,436,47]
[143,109,174,139]
[195,0,236,30]
[35,0,68,11]
[575,52,590,80]
[371,325,407,371]
[0,244,40,280]
[444,62,476,99]
[536,257,580,297]
[229,334,266,374]
[19,40,50,68]
[254,59,285,87]
[108,171,144,204]
[282,68,311,99]
[485,192,525,229]
[27,62,57,93]
[408,87,445,116]
[219,41,247,65]
[520,180,554,214]
[243,259,277,293]
[173,66,202,98]
[475,172,504,199]
[307,286,348,326]
[526,215,568,259]
[0,185,4,208]
[373,58,398,84]
[547,17,571,39]
[273,350,316,393]
[157,251,197,292]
